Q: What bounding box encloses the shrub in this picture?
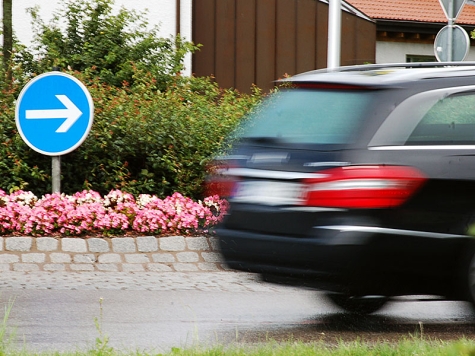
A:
[56,73,261,199]
[0,68,261,199]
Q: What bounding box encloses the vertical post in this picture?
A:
[52,156,61,193]
[327,0,341,70]
[448,0,454,61]
[176,0,181,36]
[3,0,13,83]
[51,66,61,194]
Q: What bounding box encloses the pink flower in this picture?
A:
[0,190,228,236]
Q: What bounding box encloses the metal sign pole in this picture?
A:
[52,156,61,193]
[448,0,454,61]
[327,0,341,70]
[51,66,61,194]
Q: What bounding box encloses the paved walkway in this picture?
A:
[0,271,297,292]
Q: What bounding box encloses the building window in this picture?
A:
[406,54,437,62]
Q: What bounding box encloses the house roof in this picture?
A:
[345,0,475,25]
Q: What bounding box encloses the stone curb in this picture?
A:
[0,236,228,272]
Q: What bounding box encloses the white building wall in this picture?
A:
[376,41,475,63]
[3,0,192,75]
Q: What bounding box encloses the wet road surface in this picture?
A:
[1,271,475,352]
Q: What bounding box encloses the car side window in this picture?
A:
[406,93,475,145]
[368,86,475,147]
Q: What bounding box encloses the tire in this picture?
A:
[326,293,388,314]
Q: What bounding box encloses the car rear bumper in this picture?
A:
[216,225,468,296]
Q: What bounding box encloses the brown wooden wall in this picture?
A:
[192,0,376,93]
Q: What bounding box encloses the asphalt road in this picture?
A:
[1,271,475,353]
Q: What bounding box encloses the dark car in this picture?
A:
[209,62,475,314]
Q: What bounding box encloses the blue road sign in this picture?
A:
[15,72,94,156]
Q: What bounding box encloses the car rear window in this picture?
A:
[237,88,375,145]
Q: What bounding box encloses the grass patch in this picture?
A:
[0,338,472,356]
[157,339,475,356]
[2,298,475,355]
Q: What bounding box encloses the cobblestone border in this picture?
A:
[0,236,227,272]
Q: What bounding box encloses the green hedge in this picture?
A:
[0,73,261,199]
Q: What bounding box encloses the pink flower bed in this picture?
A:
[0,190,228,237]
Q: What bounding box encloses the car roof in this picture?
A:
[282,62,475,88]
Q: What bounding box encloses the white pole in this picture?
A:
[327,0,342,70]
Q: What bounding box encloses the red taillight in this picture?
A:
[302,166,427,209]
[205,177,237,198]
[204,161,238,198]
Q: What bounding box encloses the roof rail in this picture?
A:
[280,62,475,83]
[336,62,475,72]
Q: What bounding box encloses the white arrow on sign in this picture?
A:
[25,94,83,133]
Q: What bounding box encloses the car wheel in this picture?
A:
[326,293,388,314]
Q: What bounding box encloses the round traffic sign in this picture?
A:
[15,72,94,156]
[434,25,470,62]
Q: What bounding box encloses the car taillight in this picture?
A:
[204,162,238,198]
[302,166,427,209]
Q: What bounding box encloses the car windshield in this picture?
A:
[237,88,375,145]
